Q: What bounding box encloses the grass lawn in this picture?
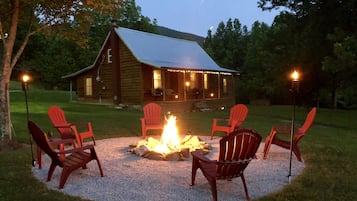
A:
[1,85,356,201]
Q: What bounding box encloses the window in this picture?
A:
[85,77,93,96]
[153,70,162,89]
[223,78,227,93]
[204,74,208,89]
[190,72,196,88]
[107,48,112,63]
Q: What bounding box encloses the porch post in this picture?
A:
[183,71,187,101]
[162,70,166,101]
[217,73,221,99]
[201,73,205,99]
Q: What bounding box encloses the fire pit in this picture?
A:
[129,115,211,160]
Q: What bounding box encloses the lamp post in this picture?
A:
[22,74,35,167]
[288,70,299,183]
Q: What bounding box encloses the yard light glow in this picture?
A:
[185,81,190,87]
[291,70,299,82]
[22,74,30,83]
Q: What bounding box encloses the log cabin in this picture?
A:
[62,26,238,112]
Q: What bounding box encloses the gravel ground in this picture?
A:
[32,136,305,201]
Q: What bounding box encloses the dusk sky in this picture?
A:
[136,0,282,37]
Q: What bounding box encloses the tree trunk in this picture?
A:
[0,63,12,140]
[0,0,19,142]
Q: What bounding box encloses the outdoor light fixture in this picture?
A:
[288,69,300,183]
[21,74,31,120]
[184,81,190,100]
[185,81,190,87]
[21,73,36,167]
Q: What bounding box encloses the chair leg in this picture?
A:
[293,145,302,162]
[240,174,250,201]
[37,146,42,169]
[59,167,72,189]
[210,130,215,140]
[47,162,57,182]
[209,179,218,201]
[142,128,146,139]
[91,148,104,177]
[191,160,199,185]
[96,159,104,177]
[263,134,273,160]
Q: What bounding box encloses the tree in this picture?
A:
[21,0,158,91]
[258,0,356,108]
[203,18,248,70]
[322,30,357,108]
[241,21,274,102]
[0,0,120,140]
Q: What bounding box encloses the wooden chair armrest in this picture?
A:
[213,118,229,126]
[191,150,216,164]
[57,145,94,155]
[72,122,91,126]
[48,138,75,146]
[217,158,252,165]
[272,126,300,135]
[53,124,72,128]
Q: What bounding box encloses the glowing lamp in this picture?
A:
[291,70,299,82]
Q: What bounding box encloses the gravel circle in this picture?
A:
[32,136,305,201]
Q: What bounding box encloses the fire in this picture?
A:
[131,114,211,160]
[153,115,181,154]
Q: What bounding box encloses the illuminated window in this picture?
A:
[223,78,227,93]
[107,48,112,63]
[204,74,208,89]
[153,70,162,89]
[85,77,93,96]
[190,72,196,88]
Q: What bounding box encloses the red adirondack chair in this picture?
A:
[140,103,163,139]
[191,128,262,201]
[263,107,317,162]
[48,105,96,147]
[28,121,104,189]
[211,104,248,139]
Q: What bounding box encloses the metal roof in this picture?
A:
[115,27,236,73]
[63,27,236,79]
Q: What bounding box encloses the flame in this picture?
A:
[134,115,208,159]
[153,115,181,154]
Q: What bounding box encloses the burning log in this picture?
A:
[129,115,211,161]
[129,135,211,161]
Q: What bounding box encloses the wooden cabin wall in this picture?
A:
[76,75,85,97]
[119,40,143,104]
[97,62,114,100]
[142,65,154,100]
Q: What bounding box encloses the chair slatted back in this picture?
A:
[217,129,261,179]
[28,121,63,166]
[48,106,72,139]
[228,104,248,126]
[299,107,317,134]
[143,103,162,125]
